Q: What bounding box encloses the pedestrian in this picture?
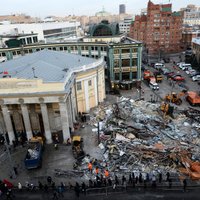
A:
[44,184,48,192]
[13,167,18,175]
[122,175,126,185]
[81,182,86,195]
[113,183,116,190]
[146,173,149,182]
[38,181,43,190]
[115,175,119,185]
[135,176,138,184]
[168,178,172,188]
[88,162,92,173]
[51,182,55,190]
[89,179,93,188]
[52,190,59,200]
[74,182,80,198]
[18,182,22,191]
[25,181,30,191]
[68,182,73,190]
[104,169,109,178]
[95,166,99,175]
[152,175,156,188]
[108,178,112,186]
[166,172,170,182]
[6,190,12,200]
[159,172,162,183]
[139,173,143,183]
[47,176,52,184]
[128,174,133,184]
[58,186,64,198]
[183,179,187,192]
[60,182,65,191]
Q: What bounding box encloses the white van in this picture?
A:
[154,63,165,70]
[179,63,191,71]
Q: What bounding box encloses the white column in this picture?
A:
[1,105,15,145]
[94,76,98,106]
[84,80,90,112]
[20,104,33,140]
[69,93,76,122]
[66,98,73,128]
[40,103,52,144]
[59,101,70,142]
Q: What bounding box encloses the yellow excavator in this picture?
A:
[164,92,185,105]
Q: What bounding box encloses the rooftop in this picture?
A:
[192,37,200,45]
[0,49,101,82]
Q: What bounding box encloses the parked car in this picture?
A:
[171,75,185,81]
[154,63,165,70]
[192,75,200,81]
[167,71,175,78]
[190,72,200,78]
[179,63,191,71]
[149,82,159,90]
[185,69,196,75]
[176,62,185,67]
[160,67,170,74]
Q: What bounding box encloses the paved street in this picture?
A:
[1,187,200,200]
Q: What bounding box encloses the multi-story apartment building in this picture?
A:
[181,4,200,25]
[129,0,183,55]
[182,26,200,50]
[192,37,200,66]
[119,17,133,34]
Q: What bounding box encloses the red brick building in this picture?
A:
[129,0,183,55]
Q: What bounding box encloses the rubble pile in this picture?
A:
[90,97,200,179]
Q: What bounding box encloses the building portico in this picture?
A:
[0,50,106,144]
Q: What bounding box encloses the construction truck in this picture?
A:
[186,91,200,106]
[164,92,185,105]
[153,72,163,83]
[160,102,174,118]
[24,136,43,169]
[72,136,85,160]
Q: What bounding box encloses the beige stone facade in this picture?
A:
[0,54,105,145]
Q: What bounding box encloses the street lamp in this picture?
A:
[0,121,16,179]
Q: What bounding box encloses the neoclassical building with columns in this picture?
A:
[0,50,106,144]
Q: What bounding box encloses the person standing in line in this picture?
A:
[75,182,80,198]
[52,190,58,200]
[18,182,22,191]
[159,172,162,183]
[183,179,187,192]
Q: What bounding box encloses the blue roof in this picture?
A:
[0,50,97,82]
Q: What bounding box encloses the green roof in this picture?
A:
[172,11,181,16]
[162,7,171,12]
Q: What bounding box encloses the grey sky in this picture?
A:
[1,0,199,18]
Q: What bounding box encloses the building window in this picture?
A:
[33,36,38,43]
[88,80,92,86]
[27,37,32,44]
[76,81,82,90]
[122,48,130,53]
[114,49,119,54]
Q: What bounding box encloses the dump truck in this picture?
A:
[186,91,200,106]
[24,136,43,169]
[72,136,85,159]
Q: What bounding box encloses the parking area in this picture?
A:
[141,55,200,110]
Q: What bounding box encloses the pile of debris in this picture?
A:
[88,97,200,180]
